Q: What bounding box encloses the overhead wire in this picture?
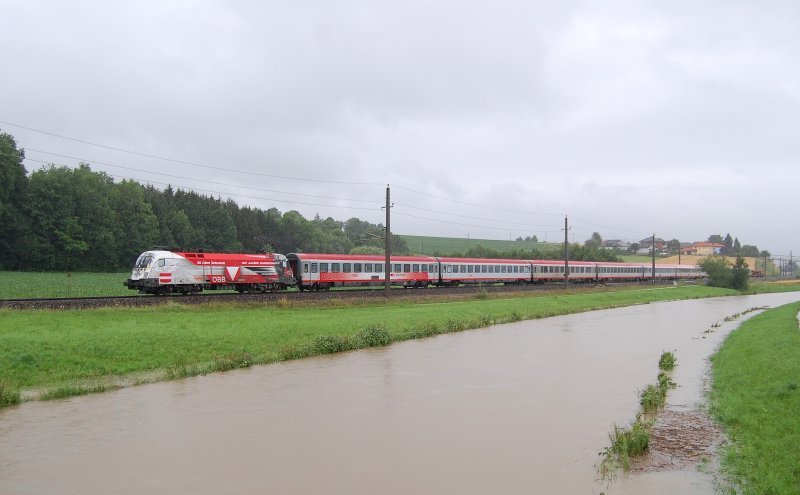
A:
[6,120,673,241]
[25,149,381,204]
[393,211,562,234]
[394,203,560,229]
[2,120,382,186]
[391,183,563,217]
[22,157,385,213]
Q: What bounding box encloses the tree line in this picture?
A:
[0,132,408,271]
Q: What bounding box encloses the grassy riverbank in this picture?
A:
[710,301,800,494]
[1,282,798,406]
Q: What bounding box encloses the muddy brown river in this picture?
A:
[2,293,799,494]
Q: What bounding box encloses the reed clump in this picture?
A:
[599,351,677,479]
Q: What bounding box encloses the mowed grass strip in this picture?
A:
[0,271,132,299]
[0,285,737,399]
[710,301,800,494]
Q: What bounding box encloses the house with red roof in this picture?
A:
[681,242,725,256]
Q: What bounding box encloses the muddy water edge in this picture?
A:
[2,292,799,494]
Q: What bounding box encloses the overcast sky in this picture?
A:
[2,0,798,257]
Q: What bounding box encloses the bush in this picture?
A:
[700,256,750,290]
[307,335,354,355]
[356,323,392,348]
[0,381,21,407]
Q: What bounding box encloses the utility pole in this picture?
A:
[563,215,570,289]
[651,233,656,284]
[383,185,392,295]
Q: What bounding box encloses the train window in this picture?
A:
[157,259,166,267]
[401,264,408,272]
[481,265,487,273]
[394,264,401,272]
[343,263,352,272]
[320,263,329,272]
[429,264,435,273]
[311,263,318,273]
[458,265,464,273]
[495,265,501,273]
[375,264,383,273]
[365,263,373,272]
[303,263,309,273]
[354,263,362,272]
[412,264,419,272]
[331,263,340,272]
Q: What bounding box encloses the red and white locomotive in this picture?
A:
[125,250,294,295]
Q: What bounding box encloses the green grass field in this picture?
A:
[0,272,133,299]
[400,235,560,255]
[710,301,800,494]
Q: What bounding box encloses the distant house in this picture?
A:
[682,242,725,256]
[637,237,666,254]
[601,239,630,250]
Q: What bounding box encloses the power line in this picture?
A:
[394,203,559,229]
[23,158,384,213]
[2,120,382,186]
[3,121,700,242]
[24,149,381,204]
[23,147,565,230]
[392,183,563,217]
[393,210,562,233]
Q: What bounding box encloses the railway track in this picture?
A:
[0,281,679,311]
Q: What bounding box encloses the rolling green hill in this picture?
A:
[400,235,561,256]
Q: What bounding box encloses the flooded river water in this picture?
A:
[2,292,799,494]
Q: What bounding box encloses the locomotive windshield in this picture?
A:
[134,253,154,269]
